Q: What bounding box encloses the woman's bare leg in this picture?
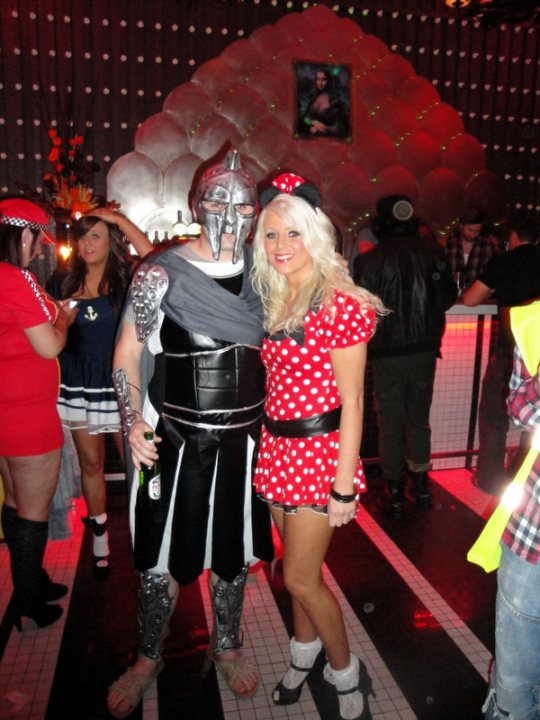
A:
[72,429,109,565]
[111,430,125,467]
[280,509,350,671]
[71,429,106,516]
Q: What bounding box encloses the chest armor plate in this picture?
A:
[150,315,265,428]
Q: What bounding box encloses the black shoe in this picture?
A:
[327,658,375,720]
[273,649,323,705]
[41,569,68,601]
[10,597,63,631]
[408,471,432,510]
[390,495,403,520]
[386,479,405,520]
[273,676,308,705]
[471,476,502,496]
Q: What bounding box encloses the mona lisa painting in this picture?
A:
[295,61,351,141]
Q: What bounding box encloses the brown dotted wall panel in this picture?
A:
[0,1,537,221]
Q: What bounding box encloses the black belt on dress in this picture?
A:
[263,406,342,438]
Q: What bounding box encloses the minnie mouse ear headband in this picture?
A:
[0,198,56,244]
[260,172,321,211]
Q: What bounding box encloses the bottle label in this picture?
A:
[148,473,161,501]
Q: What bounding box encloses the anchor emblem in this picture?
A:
[85,306,98,321]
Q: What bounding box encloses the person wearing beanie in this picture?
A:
[348,195,436,271]
[354,202,457,519]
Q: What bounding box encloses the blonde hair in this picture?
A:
[251,193,385,334]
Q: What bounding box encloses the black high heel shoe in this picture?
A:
[10,598,63,631]
[336,659,376,720]
[273,662,312,705]
[273,648,324,706]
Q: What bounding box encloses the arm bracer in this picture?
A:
[112,368,141,436]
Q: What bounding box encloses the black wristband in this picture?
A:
[330,487,356,503]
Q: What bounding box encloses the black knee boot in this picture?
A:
[2,505,67,601]
[386,479,404,520]
[10,516,63,629]
[409,471,432,510]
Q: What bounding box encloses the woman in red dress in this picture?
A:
[0,198,77,628]
[251,176,384,720]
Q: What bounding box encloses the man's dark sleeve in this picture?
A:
[476,254,501,291]
[434,247,458,310]
[352,253,379,296]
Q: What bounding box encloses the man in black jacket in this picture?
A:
[353,197,457,518]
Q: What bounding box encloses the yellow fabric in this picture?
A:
[467,446,538,572]
[467,301,540,573]
[510,299,540,376]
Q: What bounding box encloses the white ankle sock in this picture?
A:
[324,654,364,720]
[90,513,109,559]
[281,636,322,690]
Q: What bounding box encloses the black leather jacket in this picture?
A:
[353,234,457,359]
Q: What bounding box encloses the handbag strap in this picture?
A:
[19,268,53,322]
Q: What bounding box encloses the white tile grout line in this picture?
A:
[0,499,85,720]
[197,565,414,720]
[140,470,493,719]
[0,471,491,719]
[433,468,497,519]
[356,501,492,683]
[320,564,413,719]
[198,568,317,718]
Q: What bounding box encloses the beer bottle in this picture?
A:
[138,431,161,507]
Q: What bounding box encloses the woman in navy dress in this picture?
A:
[48,210,151,572]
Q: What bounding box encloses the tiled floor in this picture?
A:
[0,469,498,719]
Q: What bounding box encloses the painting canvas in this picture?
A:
[295,61,351,141]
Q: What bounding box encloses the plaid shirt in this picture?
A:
[444,229,499,289]
[502,349,540,563]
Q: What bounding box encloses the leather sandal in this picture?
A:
[107,661,164,718]
[212,653,260,699]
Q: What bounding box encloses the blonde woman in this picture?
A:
[251,175,384,720]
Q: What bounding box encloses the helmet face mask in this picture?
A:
[194,150,257,263]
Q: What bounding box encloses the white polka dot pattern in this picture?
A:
[254,291,375,507]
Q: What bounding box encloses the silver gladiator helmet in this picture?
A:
[192,149,257,263]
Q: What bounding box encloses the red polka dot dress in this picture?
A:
[254,291,375,508]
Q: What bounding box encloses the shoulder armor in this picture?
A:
[131,264,169,342]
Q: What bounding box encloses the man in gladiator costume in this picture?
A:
[107,149,273,718]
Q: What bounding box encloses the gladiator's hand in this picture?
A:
[128,420,161,470]
[327,496,357,528]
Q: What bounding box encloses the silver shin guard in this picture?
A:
[211,565,249,655]
[137,571,172,662]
